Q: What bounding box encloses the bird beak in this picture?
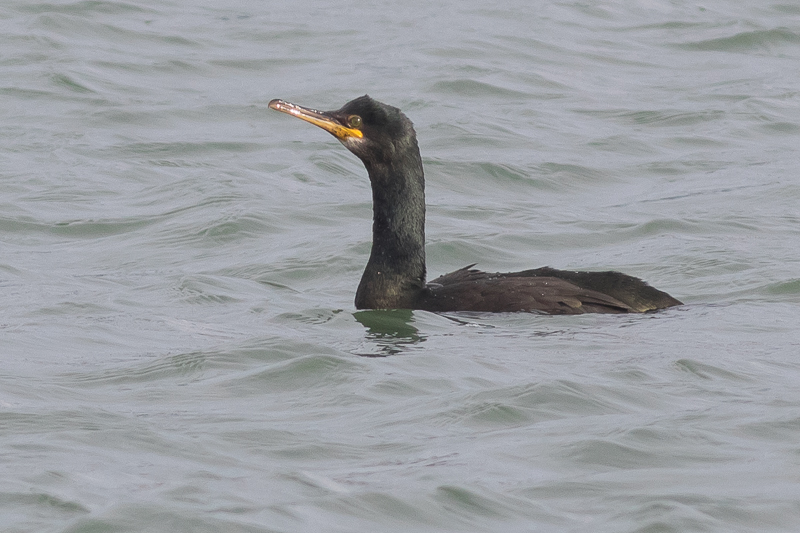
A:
[269,99,363,140]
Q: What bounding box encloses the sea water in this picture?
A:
[2,1,800,531]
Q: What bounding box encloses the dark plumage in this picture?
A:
[269,95,682,314]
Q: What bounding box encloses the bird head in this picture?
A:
[269,95,417,165]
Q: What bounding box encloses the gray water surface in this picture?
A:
[2,1,800,532]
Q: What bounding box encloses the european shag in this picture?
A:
[269,96,681,314]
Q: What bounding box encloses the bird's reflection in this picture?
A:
[352,309,425,357]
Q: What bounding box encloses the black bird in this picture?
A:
[269,96,682,314]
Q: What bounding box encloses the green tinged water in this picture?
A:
[2,1,800,531]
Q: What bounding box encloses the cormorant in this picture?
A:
[269,95,682,314]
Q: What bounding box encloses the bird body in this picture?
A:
[269,96,681,314]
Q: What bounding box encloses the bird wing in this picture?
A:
[423,266,633,314]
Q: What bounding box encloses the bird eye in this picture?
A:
[347,115,362,128]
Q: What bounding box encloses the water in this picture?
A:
[2,0,800,531]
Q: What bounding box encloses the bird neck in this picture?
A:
[355,146,427,309]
